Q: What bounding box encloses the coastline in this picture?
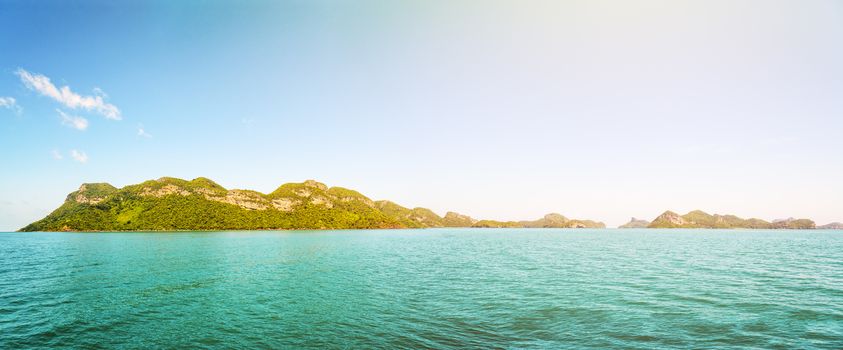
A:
[15,226,841,233]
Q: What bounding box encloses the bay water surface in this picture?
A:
[1,229,842,349]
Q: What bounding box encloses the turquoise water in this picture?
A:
[1,229,842,349]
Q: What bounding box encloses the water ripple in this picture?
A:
[1,229,842,349]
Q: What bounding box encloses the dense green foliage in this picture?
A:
[374,200,444,228]
[22,178,404,231]
[20,177,608,232]
[24,178,820,232]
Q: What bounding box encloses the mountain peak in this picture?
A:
[78,182,117,193]
[303,180,328,191]
[648,210,687,228]
[190,177,225,190]
[443,212,477,227]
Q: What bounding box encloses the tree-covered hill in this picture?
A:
[20,177,606,232]
[647,210,815,229]
[22,178,404,231]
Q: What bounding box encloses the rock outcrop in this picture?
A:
[649,211,687,228]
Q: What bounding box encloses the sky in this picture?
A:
[0,0,841,230]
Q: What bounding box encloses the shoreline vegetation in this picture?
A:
[21,177,606,232]
[19,177,836,232]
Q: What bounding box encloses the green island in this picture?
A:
[20,178,836,232]
[20,177,606,231]
[625,210,817,229]
[618,217,651,228]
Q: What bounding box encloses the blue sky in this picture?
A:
[1,0,842,230]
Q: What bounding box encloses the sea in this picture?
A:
[1,229,841,349]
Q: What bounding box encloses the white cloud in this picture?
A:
[92,87,108,98]
[15,68,121,120]
[70,149,88,163]
[137,128,152,138]
[0,96,16,108]
[0,96,22,114]
[51,149,63,160]
[57,109,89,131]
[137,124,152,138]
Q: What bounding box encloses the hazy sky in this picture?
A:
[1,0,841,230]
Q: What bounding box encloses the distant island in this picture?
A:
[619,210,818,229]
[818,222,843,229]
[20,177,605,231]
[619,217,650,228]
